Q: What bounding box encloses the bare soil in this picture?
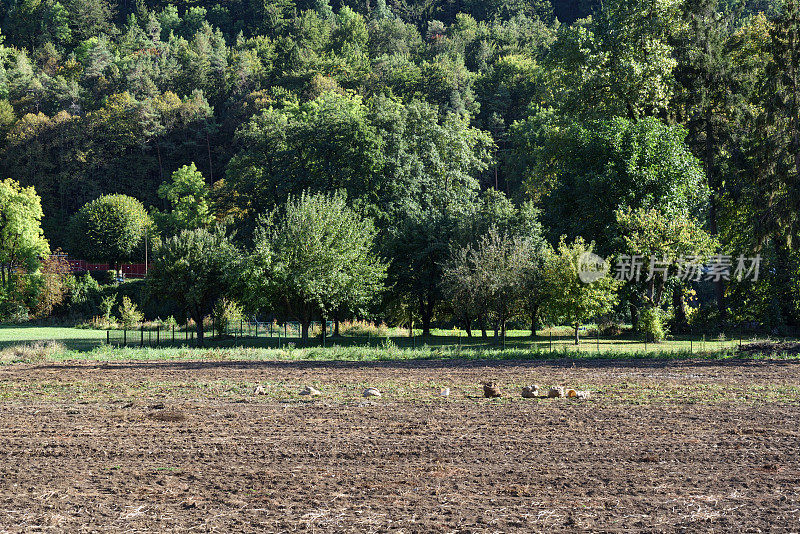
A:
[0,357,799,532]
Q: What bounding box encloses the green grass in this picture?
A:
[0,323,794,362]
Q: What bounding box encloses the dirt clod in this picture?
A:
[483,382,502,398]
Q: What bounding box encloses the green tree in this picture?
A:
[68,194,152,275]
[544,237,618,344]
[515,116,709,256]
[616,207,717,332]
[443,227,546,341]
[147,227,240,345]
[547,0,679,121]
[0,178,49,291]
[752,0,800,247]
[154,162,214,234]
[247,191,387,341]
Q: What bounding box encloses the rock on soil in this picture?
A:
[299,386,321,396]
[548,386,565,398]
[363,388,382,398]
[483,383,502,398]
[521,385,540,398]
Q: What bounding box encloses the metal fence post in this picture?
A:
[172,325,175,344]
[140,325,144,347]
[123,328,127,346]
[156,328,160,347]
[106,330,110,345]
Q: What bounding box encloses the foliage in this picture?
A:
[99,293,116,322]
[212,298,244,336]
[147,227,240,344]
[31,253,71,318]
[0,178,49,292]
[117,295,143,328]
[68,194,152,271]
[247,191,387,340]
[641,306,667,342]
[544,237,619,344]
[154,162,215,235]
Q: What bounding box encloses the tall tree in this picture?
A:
[247,191,387,341]
[752,0,800,247]
[148,227,240,345]
[0,178,49,291]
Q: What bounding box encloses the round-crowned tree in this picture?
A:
[69,194,152,274]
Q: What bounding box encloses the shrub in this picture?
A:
[0,341,66,363]
[99,293,117,322]
[213,298,244,336]
[641,307,666,342]
[118,295,143,328]
[0,301,29,323]
[339,320,390,338]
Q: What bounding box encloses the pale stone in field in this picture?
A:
[299,386,321,396]
[521,385,540,398]
[253,385,266,395]
[577,390,591,399]
[363,388,382,398]
[440,387,450,397]
[548,386,565,398]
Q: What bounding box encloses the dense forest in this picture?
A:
[0,0,798,337]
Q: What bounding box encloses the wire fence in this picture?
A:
[95,320,798,354]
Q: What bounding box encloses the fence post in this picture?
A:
[123,329,127,346]
[240,319,243,338]
[597,327,600,352]
[106,330,110,345]
[156,328,160,347]
[140,326,144,348]
[172,325,175,344]
[549,331,552,353]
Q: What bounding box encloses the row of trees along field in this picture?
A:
[0,0,799,338]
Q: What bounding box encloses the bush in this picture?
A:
[99,293,117,322]
[339,320,390,338]
[213,298,244,336]
[641,307,666,342]
[89,270,117,285]
[118,295,143,328]
[0,301,29,323]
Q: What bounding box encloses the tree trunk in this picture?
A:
[301,320,310,341]
[420,297,433,336]
[333,315,340,337]
[464,319,472,338]
[321,317,327,340]
[630,303,639,332]
[574,323,580,345]
[194,312,205,347]
[530,303,539,338]
[478,313,487,338]
[672,285,688,334]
